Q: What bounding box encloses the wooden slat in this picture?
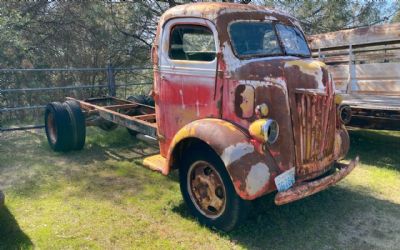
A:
[314,48,400,64]
[308,23,400,49]
[353,63,400,80]
[326,63,400,94]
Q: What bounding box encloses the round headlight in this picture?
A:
[262,119,279,144]
[338,104,352,124]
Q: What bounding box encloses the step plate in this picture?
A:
[143,154,168,175]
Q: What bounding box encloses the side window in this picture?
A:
[169,25,216,62]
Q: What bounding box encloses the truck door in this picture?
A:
[157,18,220,154]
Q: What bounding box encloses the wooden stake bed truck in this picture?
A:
[45,3,358,231]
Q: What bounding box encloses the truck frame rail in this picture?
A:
[67,96,157,138]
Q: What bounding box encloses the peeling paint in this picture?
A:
[151,2,354,202]
[246,163,270,196]
[220,142,254,167]
[285,60,326,89]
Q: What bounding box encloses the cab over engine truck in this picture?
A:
[44,3,358,231]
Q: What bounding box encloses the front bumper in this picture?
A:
[275,157,359,205]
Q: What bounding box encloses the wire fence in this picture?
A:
[0,65,153,131]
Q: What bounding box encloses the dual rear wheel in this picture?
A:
[45,100,86,152]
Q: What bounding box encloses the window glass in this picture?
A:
[275,24,310,57]
[169,25,216,61]
[229,22,282,57]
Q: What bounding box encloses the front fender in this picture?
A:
[168,118,280,200]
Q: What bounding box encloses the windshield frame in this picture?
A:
[227,20,311,59]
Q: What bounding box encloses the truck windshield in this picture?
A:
[275,24,310,57]
[229,22,282,58]
[229,22,310,58]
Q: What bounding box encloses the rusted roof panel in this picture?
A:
[159,2,297,26]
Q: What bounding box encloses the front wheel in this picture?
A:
[179,150,250,231]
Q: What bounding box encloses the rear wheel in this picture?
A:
[126,95,154,136]
[98,120,118,131]
[44,102,74,152]
[127,95,154,107]
[64,100,86,150]
[179,150,250,231]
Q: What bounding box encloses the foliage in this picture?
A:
[0,0,397,127]
[262,0,397,34]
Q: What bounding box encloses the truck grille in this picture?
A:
[294,91,336,177]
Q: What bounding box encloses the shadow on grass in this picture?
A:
[0,205,33,249]
[1,127,164,203]
[347,129,400,171]
[173,186,400,249]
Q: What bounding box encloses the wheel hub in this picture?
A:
[188,161,226,218]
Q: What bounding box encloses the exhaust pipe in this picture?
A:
[136,134,158,145]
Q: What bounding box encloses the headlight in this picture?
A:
[338,104,352,124]
[249,119,279,144]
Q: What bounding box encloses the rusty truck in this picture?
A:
[44,3,358,231]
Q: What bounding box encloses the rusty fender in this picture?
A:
[167,118,281,200]
[275,157,359,205]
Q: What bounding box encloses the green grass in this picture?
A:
[0,127,399,249]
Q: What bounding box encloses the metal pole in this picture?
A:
[107,64,116,97]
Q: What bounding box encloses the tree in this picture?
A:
[262,0,396,34]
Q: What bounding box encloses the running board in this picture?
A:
[143,154,168,175]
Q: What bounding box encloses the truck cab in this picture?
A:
[149,3,357,230]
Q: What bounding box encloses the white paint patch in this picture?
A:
[246,163,270,196]
[179,89,185,109]
[265,16,278,21]
[220,142,254,167]
[196,100,200,117]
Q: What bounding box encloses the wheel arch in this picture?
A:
[167,118,279,200]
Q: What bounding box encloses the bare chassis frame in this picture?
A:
[66,96,157,138]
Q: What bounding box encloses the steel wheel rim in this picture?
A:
[47,112,57,144]
[187,160,226,219]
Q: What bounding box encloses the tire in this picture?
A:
[44,102,74,152]
[127,128,138,137]
[98,120,118,131]
[127,95,154,107]
[179,150,250,231]
[63,100,86,150]
[126,95,154,136]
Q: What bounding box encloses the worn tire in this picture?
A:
[44,102,74,152]
[179,150,250,231]
[98,120,118,131]
[64,100,86,150]
[127,95,154,107]
[126,95,153,136]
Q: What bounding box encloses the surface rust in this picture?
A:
[275,157,359,205]
[151,3,355,201]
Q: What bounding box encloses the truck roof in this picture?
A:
[159,2,299,28]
